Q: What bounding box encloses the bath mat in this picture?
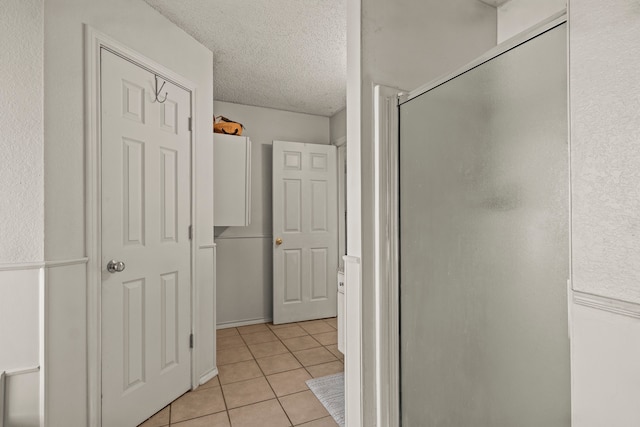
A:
[305,373,345,427]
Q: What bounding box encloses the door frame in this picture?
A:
[373,84,403,427]
[334,136,346,271]
[84,26,199,427]
[372,12,568,427]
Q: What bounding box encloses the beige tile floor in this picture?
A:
[139,318,343,427]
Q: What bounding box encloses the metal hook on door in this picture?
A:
[154,75,168,103]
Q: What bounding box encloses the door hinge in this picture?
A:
[188,225,193,240]
[188,117,193,132]
[189,333,194,349]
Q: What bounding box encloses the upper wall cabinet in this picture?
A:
[214,134,251,226]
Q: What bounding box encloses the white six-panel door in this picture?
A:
[100,49,192,427]
[272,141,338,324]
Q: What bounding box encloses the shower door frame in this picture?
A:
[372,11,568,427]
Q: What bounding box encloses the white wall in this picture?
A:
[213,101,330,326]
[3,368,40,427]
[569,0,640,424]
[497,0,566,43]
[571,301,640,426]
[350,1,497,424]
[43,1,214,425]
[0,270,40,371]
[330,108,347,144]
[0,269,41,427]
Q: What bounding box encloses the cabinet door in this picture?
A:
[214,134,251,226]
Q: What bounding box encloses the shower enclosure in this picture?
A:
[398,21,571,426]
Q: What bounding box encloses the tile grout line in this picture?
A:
[167,378,230,425]
[273,327,326,379]
[287,321,339,424]
[216,373,232,427]
[272,321,339,379]
[219,357,277,415]
[214,319,340,426]
[212,326,278,424]
[267,325,338,426]
[243,329,296,426]
[148,320,338,427]
[233,326,303,422]
[169,410,228,426]
[270,324,342,407]
[218,333,341,375]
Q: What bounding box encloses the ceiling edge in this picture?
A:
[476,0,511,7]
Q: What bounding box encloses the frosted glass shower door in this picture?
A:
[399,24,570,426]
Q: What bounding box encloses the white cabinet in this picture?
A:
[214,134,251,226]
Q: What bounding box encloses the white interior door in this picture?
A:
[272,141,338,324]
[100,49,192,427]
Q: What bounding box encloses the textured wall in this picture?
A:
[213,101,329,325]
[0,0,44,264]
[570,0,640,304]
[497,0,566,42]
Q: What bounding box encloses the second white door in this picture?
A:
[272,141,338,324]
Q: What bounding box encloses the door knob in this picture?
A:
[275,238,283,246]
[107,260,126,273]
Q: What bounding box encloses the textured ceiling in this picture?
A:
[145,0,346,117]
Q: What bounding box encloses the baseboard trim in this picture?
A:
[198,368,218,387]
[573,290,640,320]
[216,318,273,329]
